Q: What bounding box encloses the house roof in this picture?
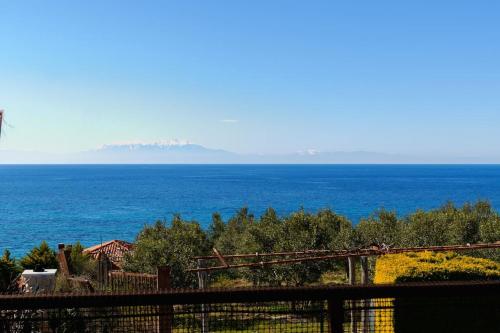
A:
[83,240,134,268]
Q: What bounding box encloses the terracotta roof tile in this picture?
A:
[83,240,134,268]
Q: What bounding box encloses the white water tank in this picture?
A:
[20,269,57,293]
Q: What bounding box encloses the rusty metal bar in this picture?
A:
[194,249,340,260]
[360,256,369,285]
[1,280,499,310]
[194,242,500,260]
[212,248,229,267]
[328,298,344,333]
[109,271,157,279]
[189,242,500,272]
[157,266,173,333]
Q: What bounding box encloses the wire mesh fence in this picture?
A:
[0,305,164,332]
[107,271,158,292]
[174,301,327,332]
[0,281,499,332]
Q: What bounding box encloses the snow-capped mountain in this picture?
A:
[97,140,226,154]
[2,140,495,164]
[78,141,237,163]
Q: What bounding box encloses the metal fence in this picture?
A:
[107,271,158,292]
[0,280,499,332]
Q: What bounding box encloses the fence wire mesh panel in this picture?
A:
[0,305,163,333]
[0,281,499,332]
[107,271,158,292]
[173,301,328,332]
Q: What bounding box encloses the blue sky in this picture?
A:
[0,1,499,158]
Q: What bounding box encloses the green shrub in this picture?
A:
[123,216,210,288]
[374,251,500,283]
[374,252,500,333]
[0,250,20,291]
[20,241,58,270]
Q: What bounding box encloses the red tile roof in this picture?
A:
[83,240,134,269]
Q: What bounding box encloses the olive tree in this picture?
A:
[124,215,210,288]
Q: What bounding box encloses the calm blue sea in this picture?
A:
[1,164,500,257]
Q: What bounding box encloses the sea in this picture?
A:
[1,164,500,257]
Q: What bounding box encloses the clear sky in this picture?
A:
[0,1,499,158]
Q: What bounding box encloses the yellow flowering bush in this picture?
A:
[373,252,500,333]
[374,251,500,284]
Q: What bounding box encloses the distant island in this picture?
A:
[2,140,499,164]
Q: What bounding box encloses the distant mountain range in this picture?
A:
[84,141,237,163]
[1,141,499,164]
[91,143,410,163]
[98,141,224,154]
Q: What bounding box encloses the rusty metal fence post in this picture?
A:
[197,259,209,333]
[347,256,356,285]
[328,298,344,333]
[347,256,357,332]
[360,256,370,332]
[157,266,172,333]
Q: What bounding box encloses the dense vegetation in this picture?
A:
[0,241,96,292]
[0,250,20,291]
[124,215,210,288]
[1,201,499,290]
[124,200,500,287]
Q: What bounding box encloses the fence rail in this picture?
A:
[195,242,500,260]
[1,281,499,332]
[191,242,500,272]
